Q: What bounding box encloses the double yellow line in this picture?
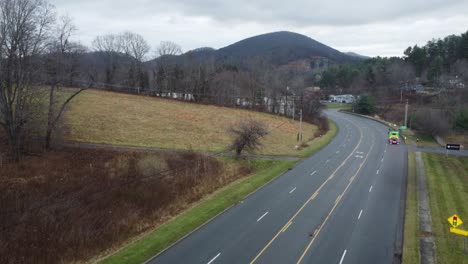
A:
[249,120,367,264]
[296,138,374,263]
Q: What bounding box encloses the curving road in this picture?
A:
[147,109,407,264]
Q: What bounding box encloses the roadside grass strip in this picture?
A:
[423,153,468,264]
[298,120,337,158]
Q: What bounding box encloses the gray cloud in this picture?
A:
[50,0,468,57]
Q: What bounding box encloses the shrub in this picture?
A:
[227,120,269,157]
[356,94,376,115]
[454,108,468,130]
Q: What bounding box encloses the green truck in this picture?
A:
[388,130,400,145]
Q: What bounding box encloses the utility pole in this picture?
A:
[404,99,409,127]
[299,109,303,144]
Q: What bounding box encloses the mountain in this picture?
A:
[344,52,370,59]
[216,31,361,65]
[147,31,363,67]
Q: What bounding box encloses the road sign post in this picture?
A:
[448,214,463,228]
[446,144,461,158]
[448,215,468,255]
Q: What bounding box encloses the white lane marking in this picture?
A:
[336,150,340,154]
[369,185,373,192]
[326,159,330,163]
[310,170,316,176]
[358,209,363,219]
[339,249,347,264]
[356,151,364,154]
[289,187,296,194]
[207,253,221,264]
[257,212,269,222]
[376,169,379,174]
[381,157,384,162]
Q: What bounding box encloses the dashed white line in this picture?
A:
[257,212,269,222]
[376,169,380,174]
[339,249,347,264]
[336,150,340,154]
[289,187,296,194]
[381,157,384,162]
[369,185,373,192]
[358,209,363,219]
[326,159,330,163]
[310,170,317,176]
[207,253,221,264]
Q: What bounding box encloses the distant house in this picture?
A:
[400,83,425,93]
[304,86,321,94]
[329,94,355,104]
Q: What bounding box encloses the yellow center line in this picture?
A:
[249,118,364,264]
[296,136,375,264]
[282,221,293,233]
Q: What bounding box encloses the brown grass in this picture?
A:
[0,148,250,264]
[64,89,318,156]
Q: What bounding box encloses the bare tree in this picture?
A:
[122,32,150,62]
[0,0,55,161]
[92,33,123,86]
[44,15,86,149]
[228,120,269,157]
[121,31,150,92]
[153,41,183,96]
[156,41,182,57]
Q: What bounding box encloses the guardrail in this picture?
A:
[338,110,408,143]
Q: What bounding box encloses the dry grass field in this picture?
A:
[64,89,318,156]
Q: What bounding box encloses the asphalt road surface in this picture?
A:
[147,109,407,264]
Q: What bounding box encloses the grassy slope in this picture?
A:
[98,159,296,264]
[325,103,352,109]
[65,89,318,156]
[402,152,419,264]
[423,153,468,264]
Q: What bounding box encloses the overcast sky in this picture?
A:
[50,0,468,58]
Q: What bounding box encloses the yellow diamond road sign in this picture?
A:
[448,214,463,228]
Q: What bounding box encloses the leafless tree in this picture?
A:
[228,120,269,157]
[156,41,182,57]
[153,41,182,95]
[0,0,55,161]
[121,31,150,92]
[412,108,450,136]
[44,15,86,149]
[122,32,150,62]
[92,33,123,86]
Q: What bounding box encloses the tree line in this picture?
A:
[318,30,468,135]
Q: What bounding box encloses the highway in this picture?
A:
[147,109,407,264]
